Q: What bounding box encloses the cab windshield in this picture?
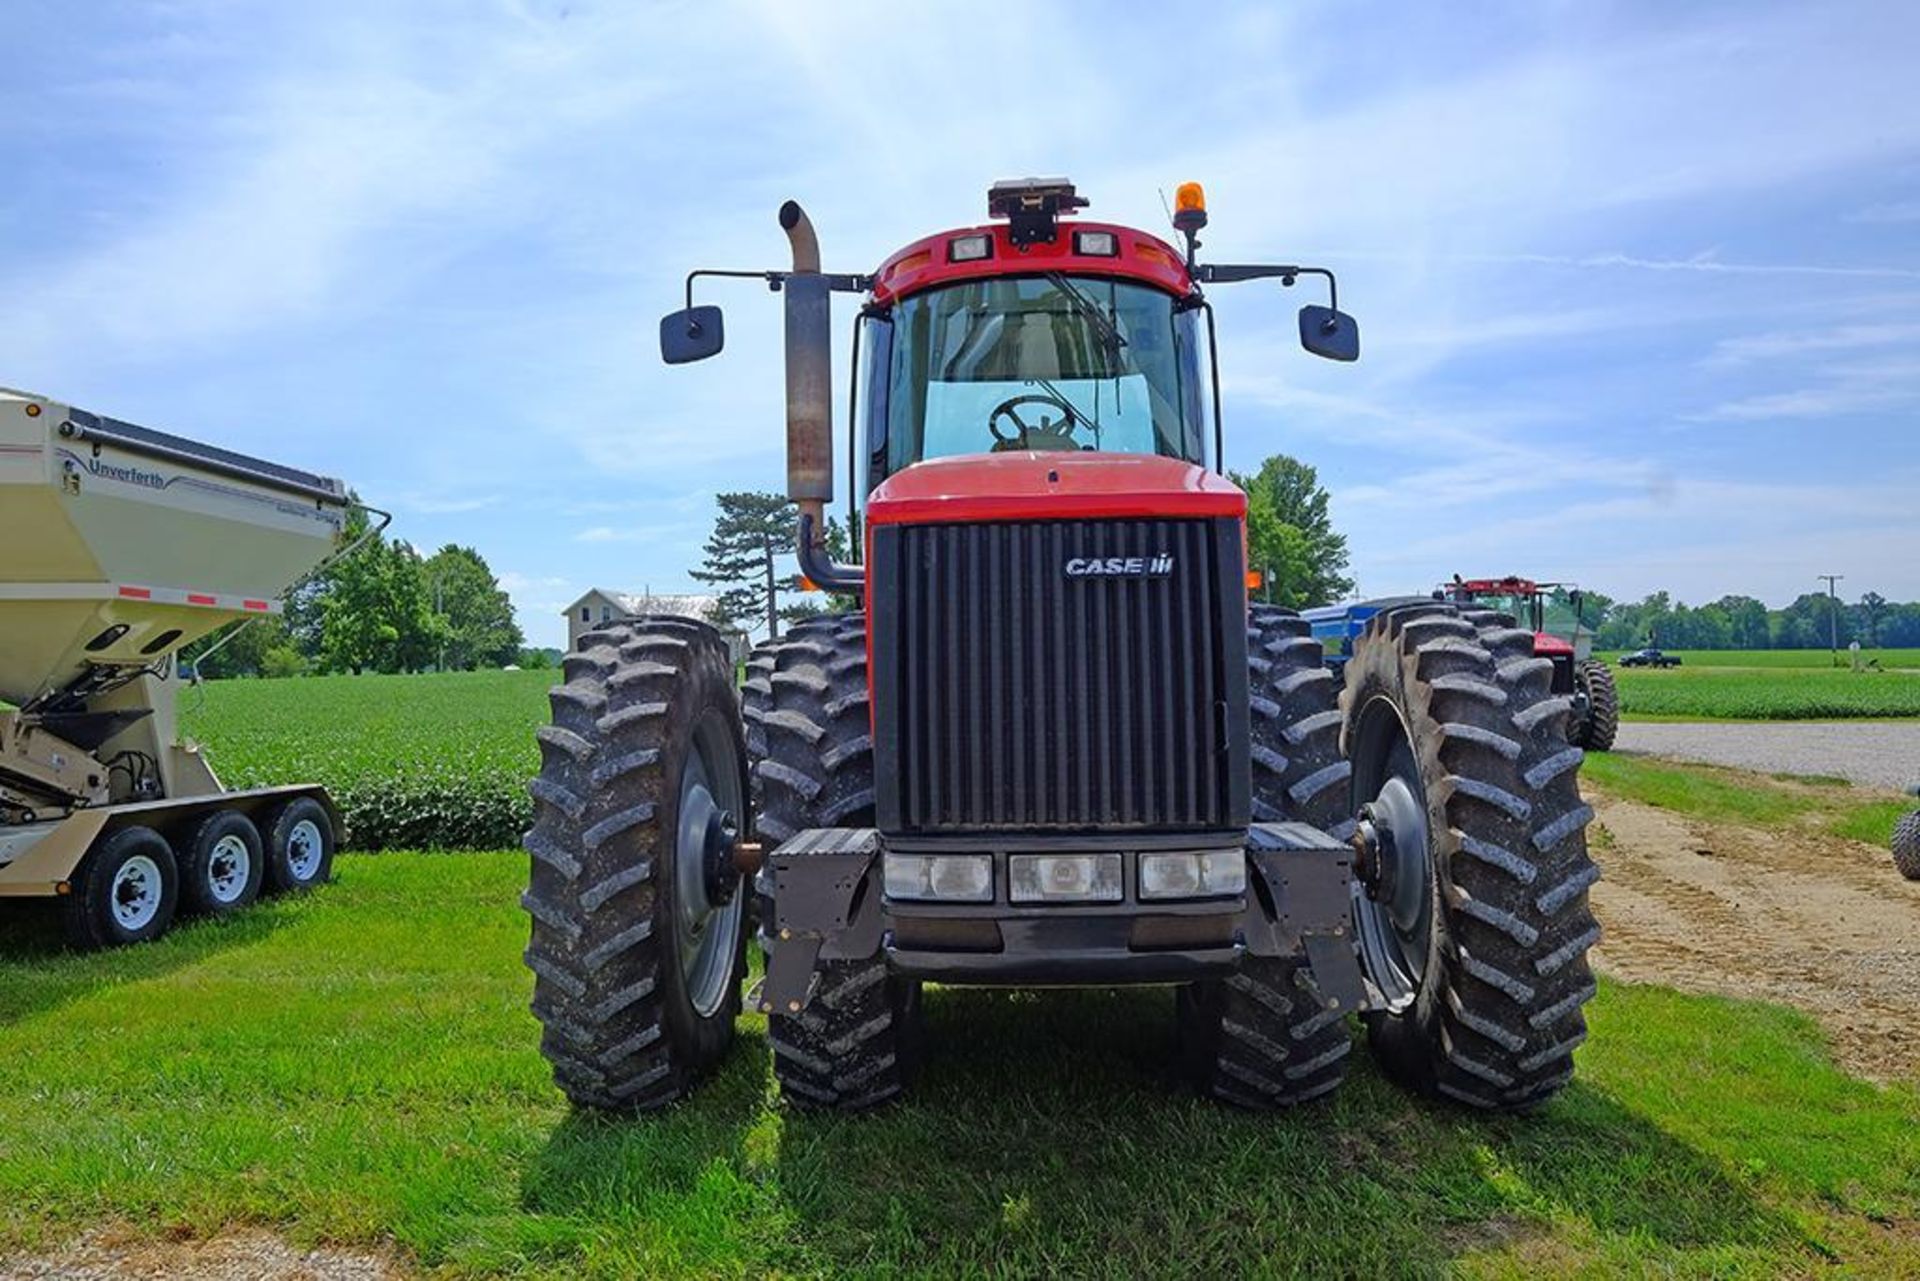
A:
[880,275,1206,475]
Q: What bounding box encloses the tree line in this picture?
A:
[1580,589,1920,651]
[184,505,526,678]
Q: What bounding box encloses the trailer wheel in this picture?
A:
[745,613,922,1111]
[63,825,179,949]
[1341,601,1600,1111]
[1892,810,1920,881]
[1177,606,1354,1108]
[1572,660,1619,752]
[180,809,264,915]
[524,618,749,1111]
[263,796,335,894]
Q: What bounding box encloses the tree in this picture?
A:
[1231,455,1354,608]
[424,544,524,669]
[319,537,443,674]
[690,491,799,639]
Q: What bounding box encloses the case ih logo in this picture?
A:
[1064,554,1175,579]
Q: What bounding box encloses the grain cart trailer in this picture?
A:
[1,387,356,948]
[524,180,1600,1115]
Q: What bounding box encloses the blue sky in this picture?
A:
[5,1,1917,650]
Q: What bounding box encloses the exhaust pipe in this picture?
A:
[779,200,861,591]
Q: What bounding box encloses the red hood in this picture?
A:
[1533,632,1576,657]
[864,453,1246,526]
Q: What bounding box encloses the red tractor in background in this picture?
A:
[521,180,1599,1117]
[1439,576,1618,752]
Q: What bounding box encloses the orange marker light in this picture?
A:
[1175,181,1206,215]
[1245,569,1264,592]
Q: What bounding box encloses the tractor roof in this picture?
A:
[869,219,1192,306]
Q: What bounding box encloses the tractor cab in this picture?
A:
[1439,575,1618,752]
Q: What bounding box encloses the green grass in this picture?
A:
[0,854,1914,1277]
[1607,649,1920,669]
[1582,753,1911,846]
[1612,666,1920,721]
[179,670,554,849]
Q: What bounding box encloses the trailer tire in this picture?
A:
[1892,810,1920,881]
[1572,660,1619,752]
[1342,601,1600,1112]
[263,796,335,894]
[1177,606,1354,1108]
[745,613,922,1111]
[523,618,750,1112]
[63,825,179,950]
[179,809,264,916]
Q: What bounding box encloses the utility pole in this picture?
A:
[1817,573,1844,667]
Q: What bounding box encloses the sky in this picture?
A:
[5,0,1917,650]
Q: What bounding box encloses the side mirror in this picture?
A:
[660,305,725,364]
[1299,304,1359,362]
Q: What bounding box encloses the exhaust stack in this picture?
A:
[778,201,860,590]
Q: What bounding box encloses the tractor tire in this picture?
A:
[1176,605,1354,1109]
[743,613,921,1111]
[523,617,750,1112]
[1892,810,1920,881]
[1341,600,1600,1111]
[179,808,264,916]
[1572,660,1620,752]
[63,825,178,950]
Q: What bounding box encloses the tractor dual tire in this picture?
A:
[63,825,179,950]
[744,613,921,1111]
[1177,606,1354,1109]
[1341,601,1600,1111]
[1892,810,1920,881]
[524,617,751,1112]
[1572,659,1620,753]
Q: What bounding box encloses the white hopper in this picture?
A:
[0,387,349,706]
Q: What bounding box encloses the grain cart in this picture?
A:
[524,180,1598,1113]
[1437,576,1617,752]
[1,387,357,948]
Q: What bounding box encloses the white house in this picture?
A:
[561,589,747,660]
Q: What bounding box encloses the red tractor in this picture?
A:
[523,180,1598,1114]
[1438,576,1618,752]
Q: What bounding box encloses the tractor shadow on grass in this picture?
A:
[0,896,295,1028]
[524,985,1804,1275]
[771,987,1803,1272]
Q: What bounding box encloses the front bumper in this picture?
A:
[755,823,1368,1015]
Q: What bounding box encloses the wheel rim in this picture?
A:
[673,710,745,1019]
[207,833,251,904]
[1350,695,1436,1012]
[111,854,164,931]
[286,819,324,881]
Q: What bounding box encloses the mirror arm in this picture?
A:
[682,268,875,311]
[1197,263,1340,317]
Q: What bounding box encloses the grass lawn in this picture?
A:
[0,854,1914,1278]
[1582,752,1912,846]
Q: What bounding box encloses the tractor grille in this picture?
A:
[869,517,1249,833]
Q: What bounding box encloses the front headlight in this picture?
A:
[1138,849,1246,900]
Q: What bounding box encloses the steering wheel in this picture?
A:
[988,394,1080,448]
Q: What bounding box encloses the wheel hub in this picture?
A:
[672,713,748,1020]
[1348,698,1437,1013]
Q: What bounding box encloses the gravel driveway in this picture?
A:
[1613,720,1920,791]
